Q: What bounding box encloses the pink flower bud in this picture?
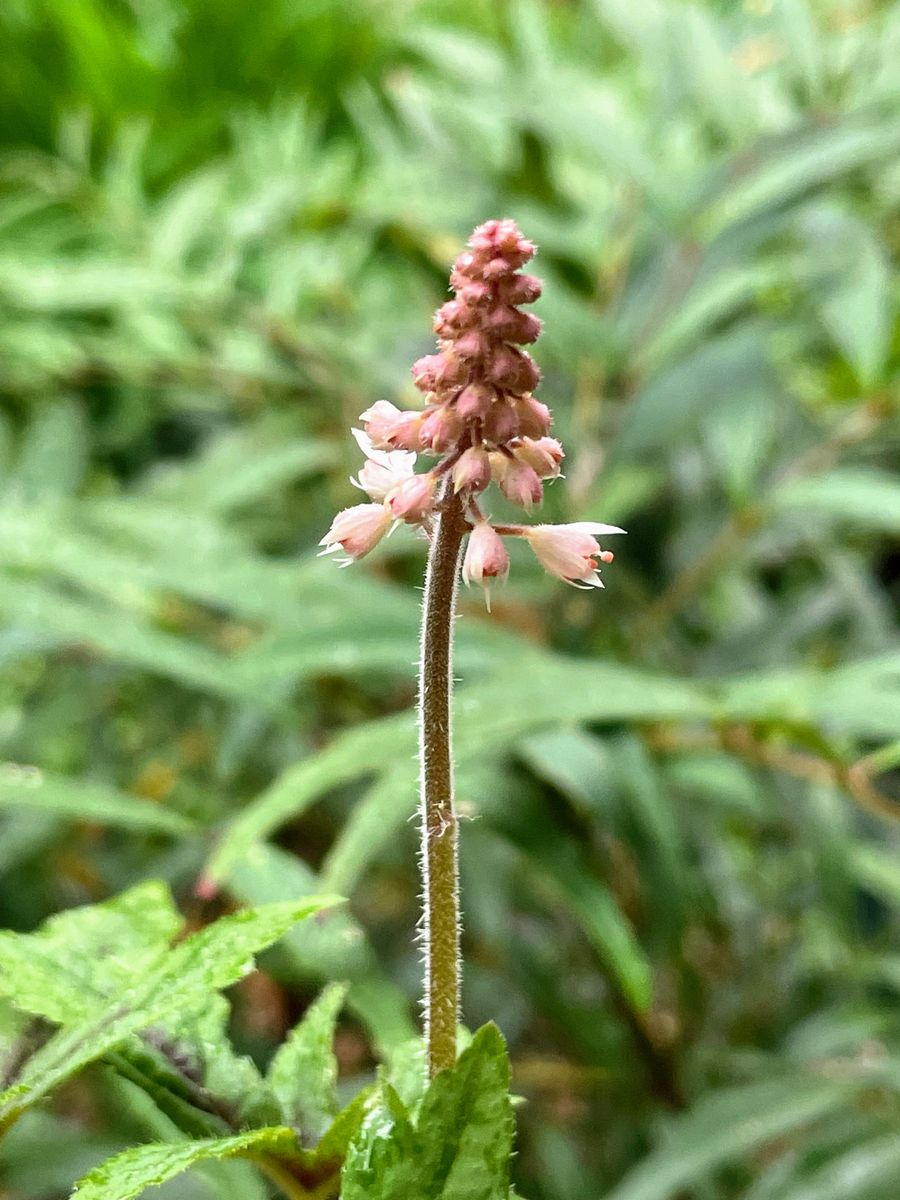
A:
[420,405,463,453]
[487,346,541,392]
[487,345,524,389]
[482,256,512,280]
[452,446,491,493]
[482,401,519,445]
[495,219,537,266]
[319,504,393,561]
[456,384,493,421]
[451,276,491,305]
[387,472,437,523]
[462,520,510,609]
[500,274,542,304]
[454,330,489,360]
[487,306,542,344]
[432,299,470,335]
[467,219,536,269]
[360,401,423,451]
[498,459,543,510]
[511,350,541,392]
[515,436,564,478]
[515,394,552,438]
[411,355,443,392]
[523,522,625,588]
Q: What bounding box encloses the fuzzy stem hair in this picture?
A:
[418,479,467,1076]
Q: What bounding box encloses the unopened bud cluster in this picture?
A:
[321,219,623,600]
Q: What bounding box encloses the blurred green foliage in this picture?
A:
[0,0,899,1196]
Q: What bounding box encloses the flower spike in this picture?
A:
[323,218,623,598]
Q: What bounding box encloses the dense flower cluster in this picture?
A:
[321,219,623,601]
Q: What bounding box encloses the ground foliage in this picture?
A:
[0,0,899,1197]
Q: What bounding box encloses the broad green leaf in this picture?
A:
[0,881,181,1023]
[170,997,277,1130]
[268,982,348,1135]
[69,1127,300,1200]
[0,897,338,1130]
[343,1024,513,1200]
[0,764,194,835]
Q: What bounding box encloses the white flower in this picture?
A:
[524,522,624,588]
[350,429,416,502]
[319,504,393,563]
[461,521,509,610]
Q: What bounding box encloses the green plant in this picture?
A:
[1,1,899,1197]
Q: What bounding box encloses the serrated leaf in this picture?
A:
[342,1024,513,1200]
[0,764,194,835]
[69,1127,300,1200]
[0,897,338,1130]
[0,881,181,1023]
[268,982,348,1135]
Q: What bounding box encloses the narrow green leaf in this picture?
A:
[0,764,194,835]
[771,468,900,534]
[207,659,712,887]
[603,1077,862,1200]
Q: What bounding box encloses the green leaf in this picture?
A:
[0,897,339,1130]
[69,1127,300,1200]
[603,1076,863,1200]
[0,881,182,1023]
[207,658,712,887]
[268,982,348,1136]
[700,115,900,239]
[783,1133,900,1200]
[0,573,259,706]
[169,997,277,1130]
[800,206,891,386]
[342,1024,513,1200]
[142,419,339,515]
[771,469,900,535]
[228,843,417,1056]
[0,764,194,835]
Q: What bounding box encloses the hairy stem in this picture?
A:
[419,481,467,1076]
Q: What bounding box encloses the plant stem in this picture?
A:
[419,480,467,1076]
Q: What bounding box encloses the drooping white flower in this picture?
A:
[319,504,393,563]
[524,522,625,588]
[462,521,510,610]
